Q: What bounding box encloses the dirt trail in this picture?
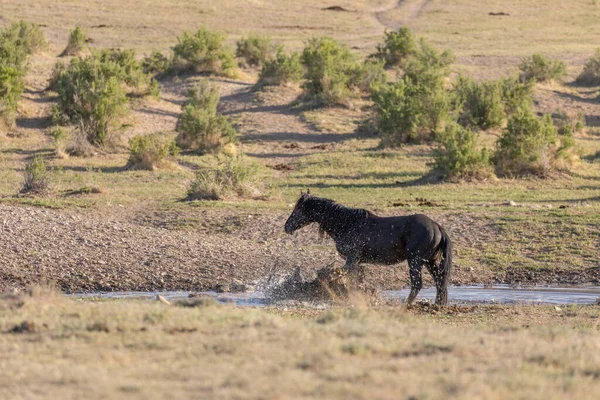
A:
[374,0,432,29]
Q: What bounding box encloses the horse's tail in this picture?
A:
[436,226,452,305]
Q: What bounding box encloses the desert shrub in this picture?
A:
[256,50,304,87]
[175,80,236,153]
[497,75,534,115]
[555,110,586,136]
[1,20,47,56]
[576,49,600,86]
[53,55,129,147]
[494,108,575,177]
[454,76,505,130]
[347,60,387,93]
[300,36,357,106]
[0,21,44,130]
[236,34,275,67]
[372,40,453,144]
[61,26,88,56]
[373,27,416,67]
[128,133,179,170]
[187,155,259,200]
[404,39,455,86]
[0,62,25,130]
[53,49,159,147]
[20,156,51,195]
[519,54,566,83]
[141,51,171,76]
[372,77,451,144]
[433,124,493,180]
[50,126,69,158]
[172,28,236,76]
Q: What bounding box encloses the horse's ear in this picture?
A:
[307,188,311,195]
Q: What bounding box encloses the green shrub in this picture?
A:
[300,36,356,106]
[236,34,276,67]
[0,21,43,130]
[20,156,51,195]
[347,60,387,94]
[53,55,129,147]
[433,124,493,180]
[372,76,451,144]
[53,49,159,148]
[141,51,171,76]
[0,63,25,130]
[454,76,505,130]
[576,49,600,86]
[128,133,179,170]
[373,27,416,67]
[555,110,586,135]
[1,20,47,55]
[256,50,304,87]
[50,126,69,158]
[61,26,88,57]
[497,75,534,116]
[494,109,575,177]
[187,155,259,200]
[404,39,455,87]
[519,54,566,83]
[172,28,237,76]
[175,80,236,153]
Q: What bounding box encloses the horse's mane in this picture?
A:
[303,196,373,240]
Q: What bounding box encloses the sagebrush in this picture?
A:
[172,28,237,77]
[236,35,276,67]
[187,155,259,200]
[576,49,600,86]
[519,54,566,83]
[433,124,493,180]
[494,109,576,177]
[373,27,416,67]
[175,80,236,153]
[61,26,88,57]
[256,50,304,87]
[128,133,179,170]
[20,156,51,195]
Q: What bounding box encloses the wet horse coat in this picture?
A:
[284,193,453,305]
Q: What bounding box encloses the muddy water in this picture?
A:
[75,284,600,306]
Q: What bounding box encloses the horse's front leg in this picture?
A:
[341,253,365,285]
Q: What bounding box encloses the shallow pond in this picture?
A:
[74,284,600,306]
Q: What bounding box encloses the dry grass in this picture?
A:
[1,289,600,399]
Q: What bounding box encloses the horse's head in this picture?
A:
[284,190,313,234]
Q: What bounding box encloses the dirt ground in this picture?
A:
[1,0,600,295]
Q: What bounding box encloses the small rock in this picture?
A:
[554,306,562,312]
[507,200,517,207]
[544,204,553,209]
[157,295,171,305]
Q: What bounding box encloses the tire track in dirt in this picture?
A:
[374,0,432,29]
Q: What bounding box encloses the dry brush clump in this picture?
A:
[175,80,236,153]
[186,154,261,201]
[519,53,566,83]
[576,49,600,86]
[127,133,179,170]
[20,156,51,196]
[60,26,89,57]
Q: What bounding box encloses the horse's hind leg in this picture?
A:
[426,261,447,306]
[406,257,423,305]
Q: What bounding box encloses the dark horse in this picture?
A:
[284,192,453,305]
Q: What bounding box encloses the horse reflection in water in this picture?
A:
[284,191,453,305]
